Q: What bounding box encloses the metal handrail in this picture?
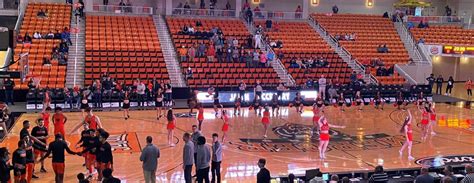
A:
[14,0,29,34]
[172,8,236,17]
[396,15,432,65]
[251,10,304,20]
[407,15,464,24]
[92,4,153,15]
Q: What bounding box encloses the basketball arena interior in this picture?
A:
[0,0,473,182]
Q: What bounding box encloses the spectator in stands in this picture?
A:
[445,6,452,16]
[309,169,324,183]
[350,71,357,83]
[225,1,231,10]
[179,46,187,62]
[197,43,206,58]
[330,175,339,183]
[103,0,108,5]
[266,51,274,64]
[319,75,327,99]
[368,165,388,183]
[246,35,253,48]
[23,33,32,43]
[443,165,457,183]
[54,30,62,39]
[295,5,302,19]
[46,31,54,39]
[289,57,298,68]
[305,78,314,89]
[436,75,444,95]
[42,57,51,67]
[277,50,284,60]
[332,5,339,14]
[119,0,126,12]
[59,40,69,53]
[225,47,232,62]
[3,78,15,105]
[199,0,205,9]
[195,20,202,27]
[259,51,267,68]
[269,40,277,48]
[186,67,193,80]
[252,50,259,67]
[207,45,215,62]
[16,34,23,43]
[33,31,42,39]
[265,19,272,31]
[244,51,252,67]
[344,33,350,41]
[296,58,305,69]
[276,40,283,48]
[418,38,425,44]
[341,177,350,183]
[254,33,262,49]
[415,167,434,183]
[216,48,224,62]
[37,9,46,17]
[254,6,262,18]
[232,47,239,62]
[349,33,356,41]
[188,26,195,34]
[125,0,132,12]
[188,45,196,62]
[183,2,191,12]
[462,164,474,183]
[383,12,389,18]
[418,21,429,28]
[256,158,270,183]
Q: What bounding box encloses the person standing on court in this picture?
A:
[436,75,444,95]
[211,133,222,183]
[140,136,160,183]
[318,75,327,100]
[183,133,194,183]
[257,158,271,183]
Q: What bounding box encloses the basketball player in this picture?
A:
[318,115,345,159]
[261,107,271,138]
[80,128,99,178]
[354,91,364,111]
[166,109,176,147]
[271,94,279,116]
[20,120,45,181]
[221,110,230,144]
[83,107,102,130]
[40,134,78,183]
[52,107,67,137]
[429,102,437,136]
[13,141,27,183]
[122,91,130,120]
[234,97,242,116]
[337,93,345,112]
[197,103,204,130]
[75,123,89,170]
[293,92,303,113]
[40,107,51,130]
[31,118,48,173]
[96,131,113,181]
[373,91,384,110]
[156,89,165,120]
[419,104,430,142]
[399,109,414,160]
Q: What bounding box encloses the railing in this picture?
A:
[92,5,153,15]
[261,38,296,86]
[172,8,236,18]
[394,64,417,85]
[407,16,464,24]
[396,16,432,65]
[251,11,304,20]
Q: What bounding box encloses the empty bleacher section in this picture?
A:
[12,3,71,89]
[84,15,168,86]
[166,17,280,88]
[255,21,352,85]
[312,14,408,85]
[411,25,474,46]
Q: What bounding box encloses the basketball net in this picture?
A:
[26,74,42,87]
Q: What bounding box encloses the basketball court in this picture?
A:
[1,103,473,182]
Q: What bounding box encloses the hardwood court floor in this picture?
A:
[1,103,473,182]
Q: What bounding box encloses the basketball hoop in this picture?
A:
[26,74,42,87]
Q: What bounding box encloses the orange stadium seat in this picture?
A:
[312,14,407,85]
[12,3,71,89]
[411,25,474,46]
[84,15,168,86]
[254,21,352,85]
[166,17,279,88]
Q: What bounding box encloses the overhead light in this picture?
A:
[311,0,320,6]
[367,0,374,7]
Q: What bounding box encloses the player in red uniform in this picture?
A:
[399,109,414,160]
[318,115,345,159]
[419,104,431,142]
[197,103,204,130]
[40,107,51,130]
[52,107,67,138]
[429,102,437,136]
[261,107,271,138]
[83,108,102,130]
[312,97,324,136]
[166,109,176,147]
[221,110,230,143]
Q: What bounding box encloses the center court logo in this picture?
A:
[415,155,474,167]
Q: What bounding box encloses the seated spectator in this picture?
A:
[23,33,32,43]
[418,38,425,44]
[52,45,59,53]
[186,67,193,80]
[305,78,313,88]
[52,50,61,61]
[276,40,283,48]
[58,53,68,65]
[277,50,284,60]
[59,41,69,53]
[266,51,274,63]
[368,165,388,183]
[306,58,314,68]
[350,71,357,82]
[383,12,389,18]
[232,38,238,47]
[54,30,62,39]
[37,9,47,17]
[289,57,298,68]
[269,40,277,48]
[349,32,356,41]
[195,20,202,27]
[296,58,305,69]
[382,44,389,53]
[42,57,51,67]
[61,27,72,45]
[407,22,414,30]
[45,31,55,39]
[344,33,350,41]
[418,20,429,28]
[33,31,42,39]
[232,47,240,62]
[183,2,191,9]
[181,25,189,34]
[17,34,23,43]
[265,19,272,31]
